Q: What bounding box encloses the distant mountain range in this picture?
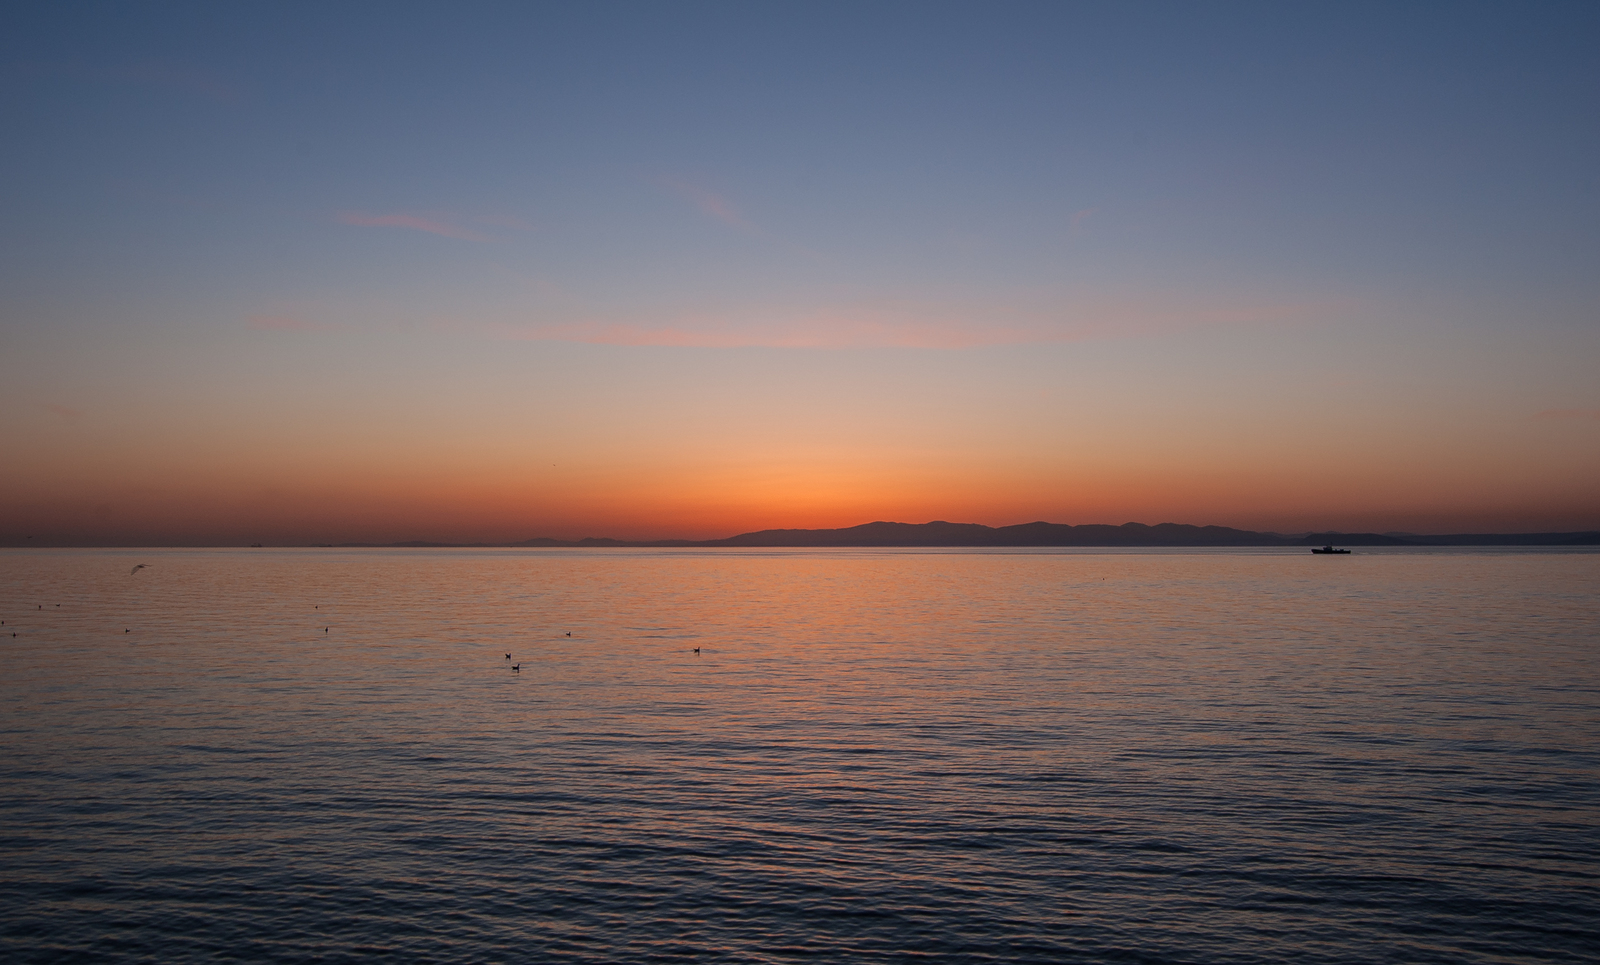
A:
[404,520,1600,548]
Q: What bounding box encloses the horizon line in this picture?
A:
[5,518,1600,549]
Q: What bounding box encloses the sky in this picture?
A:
[2,1,1598,544]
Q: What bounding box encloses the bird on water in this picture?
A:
[505,653,511,659]
[130,564,148,575]
[512,664,520,672]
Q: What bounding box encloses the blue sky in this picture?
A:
[3,2,1597,542]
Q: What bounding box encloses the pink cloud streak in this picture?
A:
[471,213,533,230]
[659,177,753,231]
[1533,408,1600,421]
[470,296,1334,350]
[248,315,322,332]
[336,211,489,242]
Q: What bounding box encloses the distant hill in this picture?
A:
[708,520,1289,547]
[499,521,1600,548]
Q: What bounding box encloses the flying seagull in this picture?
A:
[130,564,149,575]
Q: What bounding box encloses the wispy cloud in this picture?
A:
[658,177,754,232]
[471,213,533,230]
[473,295,1333,350]
[1533,408,1600,421]
[336,211,489,242]
[44,403,84,419]
[119,59,236,102]
[248,315,323,332]
[11,58,236,102]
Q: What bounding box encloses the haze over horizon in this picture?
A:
[4,2,1598,546]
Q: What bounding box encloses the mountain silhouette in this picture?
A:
[496,521,1600,548]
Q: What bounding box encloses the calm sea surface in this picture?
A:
[2,547,1597,963]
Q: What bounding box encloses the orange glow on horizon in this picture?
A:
[4,323,1596,545]
[6,449,1597,545]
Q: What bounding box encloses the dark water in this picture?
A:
[2,547,1597,963]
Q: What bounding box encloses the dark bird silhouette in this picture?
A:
[130,564,148,575]
[505,653,511,659]
[693,647,700,653]
[124,629,129,633]
[324,627,329,632]
[566,632,571,636]
[512,663,520,672]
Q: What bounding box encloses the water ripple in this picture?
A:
[2,547,1597,963]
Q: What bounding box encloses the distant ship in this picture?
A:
[1311,545,1350,554]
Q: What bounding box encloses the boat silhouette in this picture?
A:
[1311,545,1350,554]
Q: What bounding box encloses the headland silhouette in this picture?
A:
[349,520,1600,549]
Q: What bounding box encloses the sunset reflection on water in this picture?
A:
[2,547,1597,963]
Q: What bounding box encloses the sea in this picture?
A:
[1,546,1597,964]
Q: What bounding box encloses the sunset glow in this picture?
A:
[2,5,1597,544]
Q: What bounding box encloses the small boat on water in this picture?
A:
[1311,545,1350,554]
